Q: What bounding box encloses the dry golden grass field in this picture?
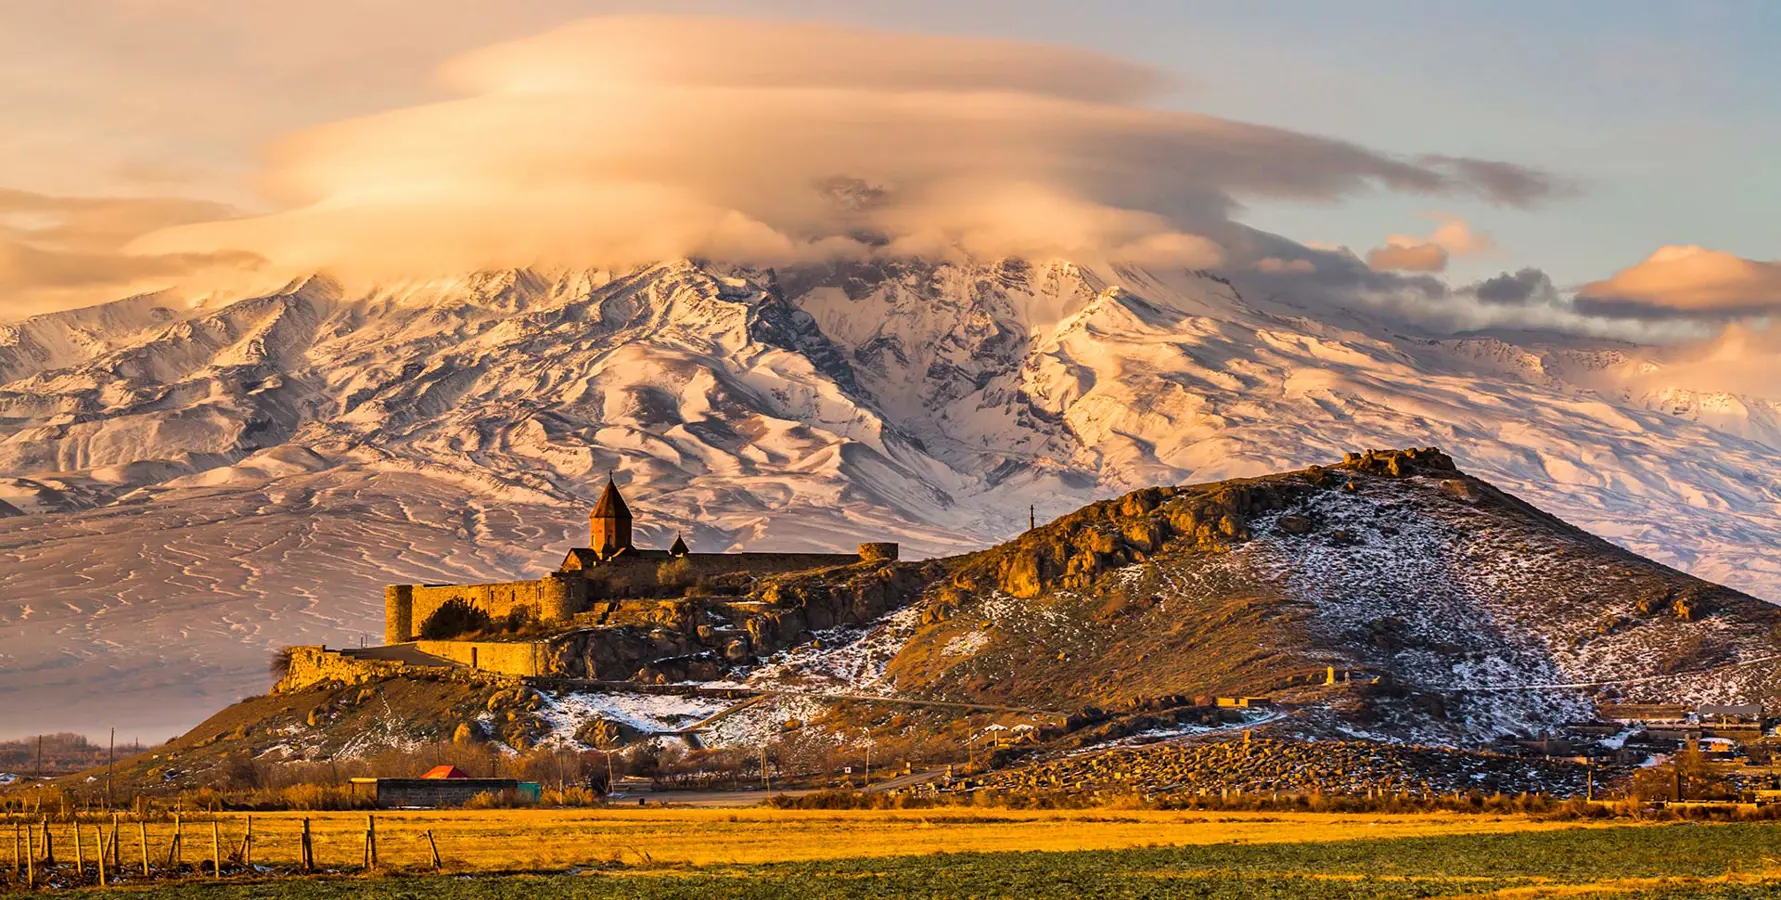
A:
[111,807,1622,871]
[4,807,1631,876]
[8,808,1781,897]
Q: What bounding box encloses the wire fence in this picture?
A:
[1,812,445,890]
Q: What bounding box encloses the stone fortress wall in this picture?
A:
[385,574,584,644]
[385,544,898,644]
[581,550,868,597]
[413,639,552,677]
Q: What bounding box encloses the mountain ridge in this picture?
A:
[1,256,1778,739]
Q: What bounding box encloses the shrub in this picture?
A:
[420,598,493,640]
[656,559,694,594]
[269,646,297,680]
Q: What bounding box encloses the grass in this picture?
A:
[2,808,1608,873]
[12,810,1781,897]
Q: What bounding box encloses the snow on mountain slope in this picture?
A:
[836,451,1781,746]
[1,257,1778,739]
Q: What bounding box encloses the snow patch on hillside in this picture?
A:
[742,606,922,695]
[537,691,728,743]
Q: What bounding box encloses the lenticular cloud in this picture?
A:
[133,15,1562,279]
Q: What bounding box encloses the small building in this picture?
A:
[1216,697,1272,709]
[351,767,533,808]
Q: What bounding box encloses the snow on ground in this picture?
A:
[334,693,431,759]
[1238,477,1779,744]
[536,690,729,745]
[943,630,990,657]
[1095,711,1286,751]
[742,606,922,695]
[702,695,829,750]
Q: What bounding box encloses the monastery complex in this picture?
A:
[385,477,897,644]
[278,478,900,689]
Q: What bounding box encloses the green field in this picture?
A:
[48,820,1781,898]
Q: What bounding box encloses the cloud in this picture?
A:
[1255,256,1316,274]
[1575,245,1781,318]
[1365,214,1494,273]
[0,188,260,315]
[1414,156,1578,207]
[1472,267,1557,306]
[130,15,1568,282]
[1366,242,1450,273]
[1628,322,1781,398]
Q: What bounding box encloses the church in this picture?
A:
[383,476,897,644]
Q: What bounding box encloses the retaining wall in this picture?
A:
[414,640,552,677]
[276,646,402,693]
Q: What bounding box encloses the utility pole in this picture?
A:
[107,728,115,811]
[36,735,42,780]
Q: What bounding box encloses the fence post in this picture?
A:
[169,813,181,868]
[95,826,107,886]
[302,817,313,872]
[241,815,252,868]
[426,829,441,870]
[74,819,85,879]
[139,819,150,876]
[40,818,52,867]
[24,826,33,889]
[112,813,120,872]
[211,820,221,878]
[364,815,377,870]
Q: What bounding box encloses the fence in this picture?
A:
[1,812,442,889]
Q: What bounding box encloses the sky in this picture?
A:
[1,1,1778,335]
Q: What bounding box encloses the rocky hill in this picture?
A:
[39,447,1781,795]
[2,257,1779,740]
[753,447,1781,746]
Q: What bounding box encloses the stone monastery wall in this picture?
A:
[386,548,894,644]
[413,639,552,677]
[386,574,584,644]
[586,551,866,596]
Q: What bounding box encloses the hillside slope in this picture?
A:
[762,448,1781,745]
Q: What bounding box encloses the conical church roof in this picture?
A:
[669,532,689,556]
[592,476,631,519]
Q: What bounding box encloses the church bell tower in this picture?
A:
[590,475,633,559]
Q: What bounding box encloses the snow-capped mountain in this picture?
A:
[2,257,1778,739]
